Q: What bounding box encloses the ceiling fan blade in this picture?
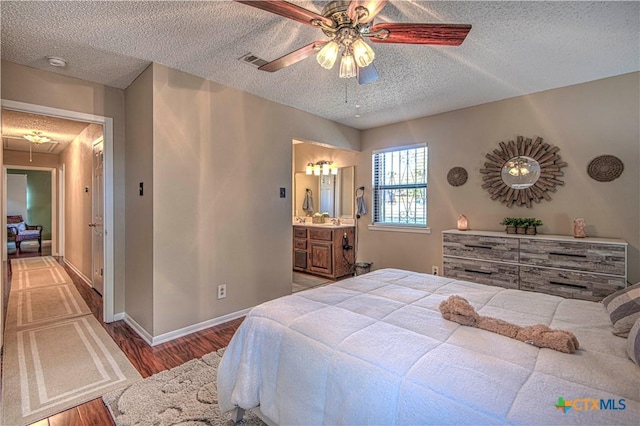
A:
[234,0,333,27]
[348,0,388,24]
[357,62,379,85]
[259,41,327,72]
[369,23,472,46]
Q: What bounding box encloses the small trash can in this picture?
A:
[354,262,372,276]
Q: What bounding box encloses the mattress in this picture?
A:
[218,268,640,425]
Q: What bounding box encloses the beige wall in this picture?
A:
[357,72,640,283]
[293,142,359,173]
[3,151,60,168]
[2,61,127,313]
[146,64,360,336]
[124,64,155,334]
[59,123,102,280]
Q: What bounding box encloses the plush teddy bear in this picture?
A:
[439,295,579,354]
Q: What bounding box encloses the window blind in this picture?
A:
[372,144,428,226]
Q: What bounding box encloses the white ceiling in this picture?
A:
[1,1,639,130]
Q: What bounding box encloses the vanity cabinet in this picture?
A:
[293,225,355,279]
[443,229,627,301]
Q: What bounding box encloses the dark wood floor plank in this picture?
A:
[47,407,83,426]
[5,253,244,425]
[76,398,116,426]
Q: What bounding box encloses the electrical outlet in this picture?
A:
[432,266,439,275]
[217,284,227,299]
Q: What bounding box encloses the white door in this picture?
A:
[91,139,104,295]
[319,175,335,217]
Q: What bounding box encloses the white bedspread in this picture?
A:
[218,269,640,425]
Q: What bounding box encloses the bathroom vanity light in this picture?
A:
[306,161,338,176]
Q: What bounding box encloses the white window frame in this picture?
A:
[369,143,430,234]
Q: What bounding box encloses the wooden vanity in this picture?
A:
[293,225,355,279]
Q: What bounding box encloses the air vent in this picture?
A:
[239,53,268,68]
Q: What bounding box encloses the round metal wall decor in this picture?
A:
[480,136,567,208]
[587,155,624,182]
[447,167,468,187]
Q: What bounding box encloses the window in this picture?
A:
[372,144,428,228]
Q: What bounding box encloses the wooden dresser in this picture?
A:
[442,229,627,301]
[294,225,355,279]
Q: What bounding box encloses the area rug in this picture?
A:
[10,256,59,271]
[4,283,92,330]
[11,267,72,291]
[103,349,264,426]
[2,263,141,425]
[2,314,142,425]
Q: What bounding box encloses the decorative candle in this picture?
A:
[457,214,469,231]
[573,218,586,238]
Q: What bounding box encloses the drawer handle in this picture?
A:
[549,281,588,289]
[464,244,493,250]
[549,252,587,258]
[464,268,492,275]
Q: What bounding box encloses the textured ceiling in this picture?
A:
[1,1,639,130]
[1,109,90,155]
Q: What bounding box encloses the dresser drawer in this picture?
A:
[308,228,333,241]
[519,239,626,276]
[443,257,519,289]
[294,227,307,239]
[443,233,518,263]
[520,266,625,301]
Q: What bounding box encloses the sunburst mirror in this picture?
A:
[480,136,567,207]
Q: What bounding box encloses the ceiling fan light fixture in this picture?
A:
[316,41,340,69]
[23,131,51,144]
[339,53,357,79]
[351,38,375,68]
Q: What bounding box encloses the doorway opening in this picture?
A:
[1,99,115,322]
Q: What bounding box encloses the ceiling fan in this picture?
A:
[21,131,59,162]
[23,131,58,144]
[235,0,472,84]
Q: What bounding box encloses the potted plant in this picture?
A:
[525,218,543,235]
[514,218,527,234]
[500,217,517,234]
[312,212,324,224]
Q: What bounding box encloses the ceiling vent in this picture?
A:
[239,53,268,68]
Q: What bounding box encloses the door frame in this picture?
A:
[1,99,116,323]
[91,136,104,295]
[2,165,57,256]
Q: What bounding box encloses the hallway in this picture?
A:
[1,252,243,425]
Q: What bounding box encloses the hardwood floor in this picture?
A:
[2,251,243,426]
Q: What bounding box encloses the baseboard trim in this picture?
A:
[123,314,153,346]
[122,308,251,347]
[63,259,91,287]
[113,312,126,321]
[150,308,252,346]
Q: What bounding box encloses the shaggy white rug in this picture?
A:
[103,349,264,426]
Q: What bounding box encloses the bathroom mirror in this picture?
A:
[501,156,541,189]
[294,166,354,218]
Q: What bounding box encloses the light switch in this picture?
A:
[280,187,286,198]
[139,182,144,196]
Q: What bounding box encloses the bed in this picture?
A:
[218,268,640,425]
